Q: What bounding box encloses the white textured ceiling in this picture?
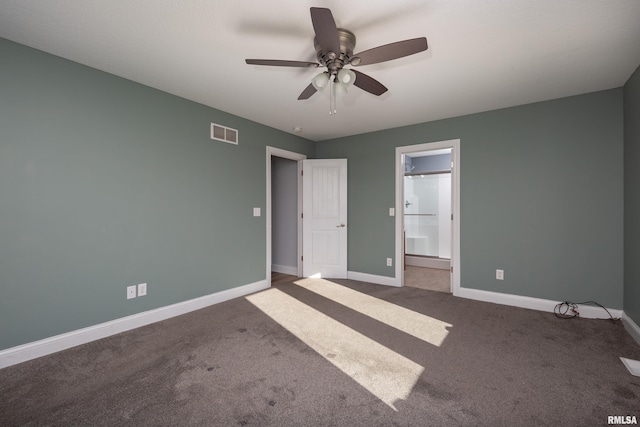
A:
[1,0,639,141]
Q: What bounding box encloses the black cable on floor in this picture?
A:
[554,300,620,322]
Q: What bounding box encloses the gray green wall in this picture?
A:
[271,157,298,270]
[1,35,634,352]
[0,38,315,350]
[317,89,624,308]
[624,65,640,326]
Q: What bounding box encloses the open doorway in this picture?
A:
[266,147,306,286]
[395,140,461,295]
[403,150,452,292]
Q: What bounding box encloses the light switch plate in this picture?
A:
[253,207,261,217]
[389,207,395,216]
[137,283,147,296]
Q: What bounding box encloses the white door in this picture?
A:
[302,159,348,278]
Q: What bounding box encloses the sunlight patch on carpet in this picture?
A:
[293,278,452,347]
[620,357,640,377]
[246,288,424,410]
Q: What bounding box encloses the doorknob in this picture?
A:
[336,223,346,228]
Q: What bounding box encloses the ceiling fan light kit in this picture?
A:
[245,7,428,115]
[337,68,356,86]
[311,72,330,91]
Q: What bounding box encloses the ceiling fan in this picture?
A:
[245,7,428,113]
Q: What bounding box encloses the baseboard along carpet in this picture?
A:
[1,277,639,426]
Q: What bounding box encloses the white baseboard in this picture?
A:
[347,271,400,287]
[0,279,269,370]
[457,287,624,319]
[623,313,640,346]
[405,256,450,270]
[3,276,633,370]
[271,264,298,276]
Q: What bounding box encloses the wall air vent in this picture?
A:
[210,123,238,145]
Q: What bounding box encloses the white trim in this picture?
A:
[347,271,400,287]
[457,286,623,319]
[266,147,306,285]
[0,280,268,369]
[623,312,640,346]
[271,264,298,276]
[395,139,461,293]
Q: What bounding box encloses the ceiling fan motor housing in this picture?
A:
[314,28,359,74]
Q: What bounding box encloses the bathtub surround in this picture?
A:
[404,172,452,259]
[403,151,453,272]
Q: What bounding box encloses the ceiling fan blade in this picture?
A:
[246,59,320,68]
[298,83,317,100]
[310,7,340,56]
[353,37,428,66]
[352,70,388,96]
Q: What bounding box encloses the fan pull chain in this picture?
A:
[329,74,337,115]
[329,77,334,115]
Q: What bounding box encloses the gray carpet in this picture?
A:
[1,278,639,426]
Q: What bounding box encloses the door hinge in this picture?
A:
[451,214,453,220]
[301,170,304,176]
[301,213,304,219]
[301,256,304,261]
[450,266,453,273]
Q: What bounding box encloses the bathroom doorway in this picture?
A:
[403,150,451,292]
[395,139,460,294]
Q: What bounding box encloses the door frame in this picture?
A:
[395,139,461,294]
[266,146,306,285]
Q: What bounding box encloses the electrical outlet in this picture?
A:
[386,258,393,267]
[127,285,137,299]
[496,269,504,280]
[137,283,147,296]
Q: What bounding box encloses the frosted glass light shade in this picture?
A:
[312,72,330,91]
[337,69,356,87]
